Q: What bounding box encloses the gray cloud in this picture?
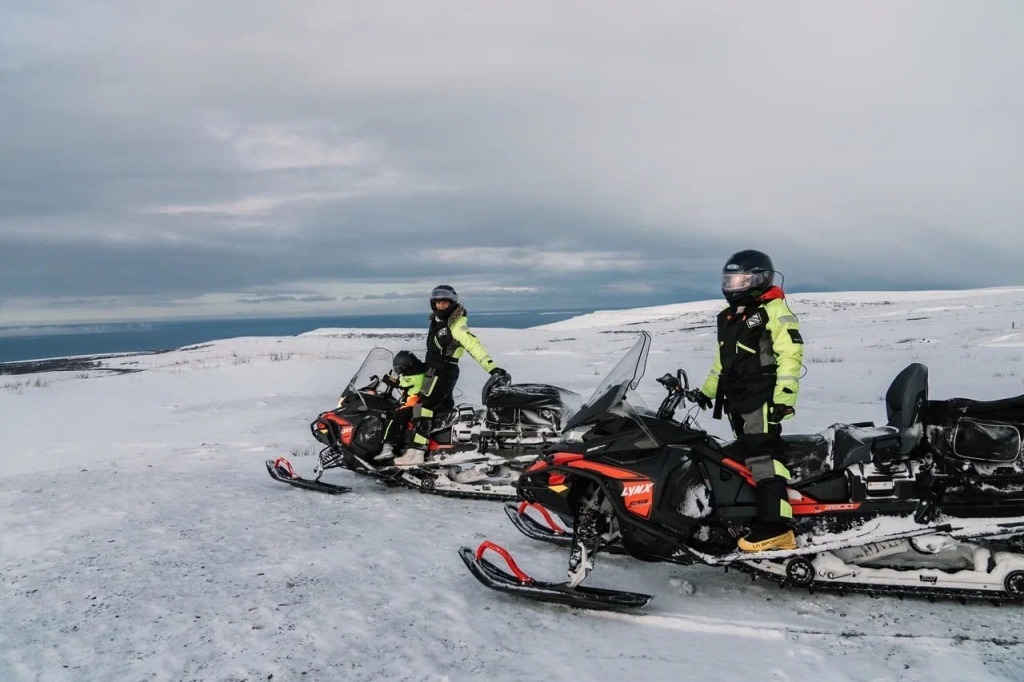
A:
[2,1,1022,324]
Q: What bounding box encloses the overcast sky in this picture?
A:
[2,1,1022,325]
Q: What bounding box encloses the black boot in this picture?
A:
[738,476,796,552]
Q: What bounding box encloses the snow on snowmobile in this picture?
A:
[461,331,1024,609]
[267,347,581,500]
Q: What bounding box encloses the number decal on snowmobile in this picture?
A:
[791,502,863,514]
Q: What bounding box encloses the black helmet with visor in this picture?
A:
[430,284,459,316]
[721,250,775,304]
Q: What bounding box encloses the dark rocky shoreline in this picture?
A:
[0,351,167,376]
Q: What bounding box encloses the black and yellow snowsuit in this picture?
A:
[406,304,498,449]
[381,369,425,448]
[701,286,803,533]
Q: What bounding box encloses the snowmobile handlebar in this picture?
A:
[655,370,703,421]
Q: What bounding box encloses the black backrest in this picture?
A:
[885,363,929,432]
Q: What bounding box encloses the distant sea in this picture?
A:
[0,310,588,364]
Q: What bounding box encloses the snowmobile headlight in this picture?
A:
[353,415,384,451]
[311,420,332,445]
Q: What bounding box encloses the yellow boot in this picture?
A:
[737,523,797,552]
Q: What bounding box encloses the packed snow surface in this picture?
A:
[4,288,1024,681]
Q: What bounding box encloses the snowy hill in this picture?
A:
[3,288,1024,681]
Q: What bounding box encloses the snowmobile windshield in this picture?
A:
[563,332,660,448]
[341,347,395,411]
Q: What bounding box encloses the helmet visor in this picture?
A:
[721,272,759,292]
[430,286,458,303]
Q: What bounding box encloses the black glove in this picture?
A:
[694,391,713,410]
[482,368,511,404]
[769,404,795,423]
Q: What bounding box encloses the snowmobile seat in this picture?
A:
[885,363,929,456]
[485,383,579,431]
[782,423,909,480]
[779,434,832,480]
[485,383,568,410]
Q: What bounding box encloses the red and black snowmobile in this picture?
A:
[267,347,580,500]
[461,332,1024,608]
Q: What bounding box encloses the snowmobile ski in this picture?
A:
[504,502,630,554]
[459,541,652,610]
[265,457,352,495]
[504,502,573,545]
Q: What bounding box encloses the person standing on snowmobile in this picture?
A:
[388,284,510,467]
[695,250,804,552]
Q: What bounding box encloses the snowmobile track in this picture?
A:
[727,560,1024,605]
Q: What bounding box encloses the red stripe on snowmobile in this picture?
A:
[722,457,853,515]
[517,502,568,534]
[475,541,533,584]
[564,460,655,518]
[721,458,757,486]
[790,501,862,515]
[569,460,643,480]
[526,452,582,473]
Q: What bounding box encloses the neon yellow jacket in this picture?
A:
[425,306,498,373]
[701,288,803,417]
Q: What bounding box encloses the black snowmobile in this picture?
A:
[267,347,580,500]
[461,331,1024,608]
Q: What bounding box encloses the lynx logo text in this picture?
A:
[622,483,654,497]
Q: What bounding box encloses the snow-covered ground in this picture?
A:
[3,288,1024,681]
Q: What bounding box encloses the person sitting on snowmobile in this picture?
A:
[695,249,804,552]
[374,350,428,463]
[388,284,510,467]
